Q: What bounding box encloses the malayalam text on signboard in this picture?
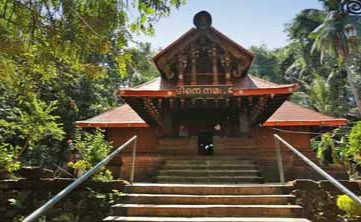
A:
[176,85,233,97]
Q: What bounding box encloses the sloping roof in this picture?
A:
[263,101,348,127]
[76,104,149,128]
[117,76,298,97]
[123,76,289,90]
[76,101,347,128]
[236,75,283,88]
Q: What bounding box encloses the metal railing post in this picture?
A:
[274,134,361,206]
[130,137,137,184]
[274,134,285,185]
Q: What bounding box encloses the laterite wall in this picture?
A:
[105,126,348,182]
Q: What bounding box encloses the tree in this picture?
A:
[68,128,113,180]
[124,42,160,86]
[248,45,283,83]
[308,73,333,115]
[0,0,185,169]
[311,2,361,117]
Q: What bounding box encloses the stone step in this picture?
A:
[158,170,260,177]
[165,160,256,164]
[104,216,311,222]
[110,204,303,217]
[163,164,258,170]
[156,176,264,184]
[118,193,295,205]
[125,184,292,195]
[161,156,256,160]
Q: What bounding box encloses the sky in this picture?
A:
[134,0,323,50]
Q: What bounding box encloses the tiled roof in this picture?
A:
[263,101,347,127]
[76,104,149,128]
[76,101,347,128]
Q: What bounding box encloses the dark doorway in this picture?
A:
[198,131,214,155]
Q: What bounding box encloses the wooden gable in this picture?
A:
[153,11,254,86]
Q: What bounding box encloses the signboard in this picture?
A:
[176,85,233,98]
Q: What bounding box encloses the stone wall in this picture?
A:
[290,179,361,222]
[0,179,127,222]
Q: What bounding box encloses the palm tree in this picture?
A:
[308,73,334,115]
[311,9,361,117]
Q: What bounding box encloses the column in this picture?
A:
[209,45,218,85]
[177,54,187,86]
[221,52,232,85]
[190,46,199,85]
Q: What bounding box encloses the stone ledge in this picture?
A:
[290,179,361,194]
[0,178,128,192]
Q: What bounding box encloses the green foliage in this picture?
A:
[337,194,361,218]
[319,0,342,11]
[8,198,25,209]
[125,42,160,86]
[348,121,361,159]
[310,4,361,117]
[0,144,20,172]
[0,0,184,170]
[308,73,333,115]
[248,45,283,83]
[316,133,338,165]
[0,96,64,167]
[68,128,113,181]
[254,6,356,119]
[310,11,352,64]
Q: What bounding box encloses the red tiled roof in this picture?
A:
[76,101,347,128]
[263,101,348,127]
[76,104,149,128]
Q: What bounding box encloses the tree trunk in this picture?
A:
[346,63,361,118]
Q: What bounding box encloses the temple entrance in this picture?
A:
[198,131,214,155]
[173,109,222,137]
[163,108,250,138]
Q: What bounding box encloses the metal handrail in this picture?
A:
[23,135,138,222]
[274,133,361,206]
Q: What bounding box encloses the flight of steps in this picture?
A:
[155,157,264,184]
[104,183,311,222]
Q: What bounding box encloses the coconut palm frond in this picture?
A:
[311,11,352,64]
[308,73,333,115]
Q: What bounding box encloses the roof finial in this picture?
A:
[193,11,212,30]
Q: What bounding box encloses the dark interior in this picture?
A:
[198,131,214,155]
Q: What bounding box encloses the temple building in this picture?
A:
[77,11,348,183]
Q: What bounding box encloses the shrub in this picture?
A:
[68,128,113,181]
[0,143,20,172]
[337,195,361,218]
[349,122,361,160]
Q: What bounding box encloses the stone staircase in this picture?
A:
[103,156,311,222]
[155,157,263,184]
[104,183,310,222]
